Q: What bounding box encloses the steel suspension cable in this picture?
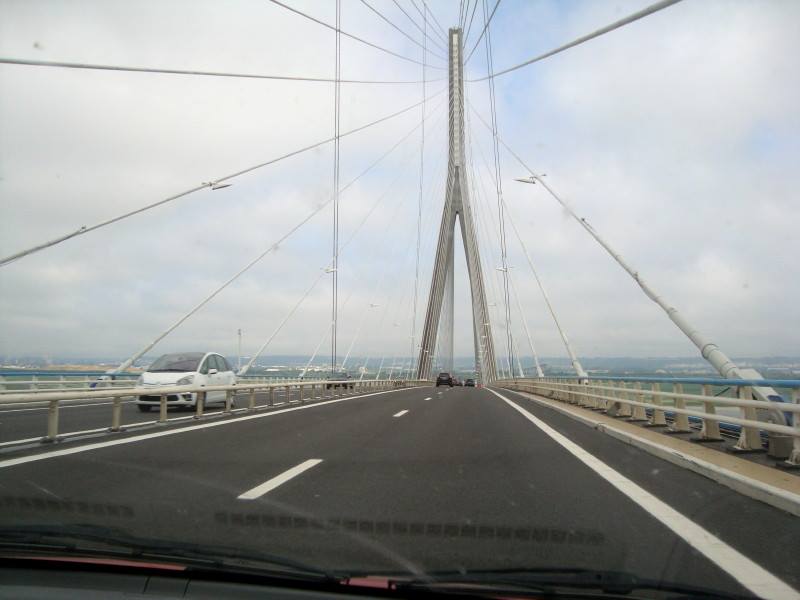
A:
[410,4,427,384]
[331,0,342,374]
[509,270,545,377]
[467,106,542,378]
[0,57,439,85]
[340,102,448,370]
[467,103,586,378]
[464,126,508,380]
[267,0,446,70]
[240,111,439,377]
[470,147,512,379]
[0,88,444,269]
[481,0,515,379]
[391,0,448,54]
[412,0,449,43]
[470,104,588,379]
[112,111,431,373]
[358,0,447,63]
[463,0,480,51]
[312,104,448,380]
[468,0,684,82]
[373,136,448,381]
[464,0,501,65]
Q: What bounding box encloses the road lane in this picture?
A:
[0,385,796,597]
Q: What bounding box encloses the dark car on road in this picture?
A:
[436,372,453,387]
[465,378,476,387]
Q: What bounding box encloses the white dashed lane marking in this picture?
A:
[238,459,323,500]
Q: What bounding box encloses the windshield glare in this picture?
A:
[147,353,204,372]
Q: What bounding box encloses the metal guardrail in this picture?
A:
[0,374,336,393]
[0,379,431,444]
[498,377,800,467]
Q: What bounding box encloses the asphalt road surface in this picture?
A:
[0,385,797,598]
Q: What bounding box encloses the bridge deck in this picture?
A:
[1,385,797,596]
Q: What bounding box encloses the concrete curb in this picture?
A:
[503,388,800,518]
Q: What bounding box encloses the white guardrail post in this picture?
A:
[195,391,205,419]
[734,385,762,452]
[647,382,667,427]
[668,383,691,433]
[158,395,168,424]
[630,382,647,422]
[110,397,123,432]
[44,399,59,442]
[697,383,723,442]
[783,388,800,468]
[496,376,800,464]
[617,382,632,418]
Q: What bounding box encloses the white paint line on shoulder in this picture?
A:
[393,410,409,418]
[487,388,798,600]
[508,389,800,516]
[238,459,323,500]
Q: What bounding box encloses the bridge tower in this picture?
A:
[416,28,497,383]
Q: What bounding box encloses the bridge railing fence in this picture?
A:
[498,377,800,466]
[0,379,432,445]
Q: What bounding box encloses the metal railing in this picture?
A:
[0,379,430,445]
[498,377,800,467]
[0,373,406,393]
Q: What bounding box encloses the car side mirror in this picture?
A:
[208,368,218,375]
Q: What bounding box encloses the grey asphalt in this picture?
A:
[0,385,797,597]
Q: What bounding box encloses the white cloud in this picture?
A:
[0,0,797,367]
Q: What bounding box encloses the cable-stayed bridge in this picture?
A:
[0,2,799,598]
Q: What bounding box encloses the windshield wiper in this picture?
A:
[393,567,751,599]
[0,524,336,582]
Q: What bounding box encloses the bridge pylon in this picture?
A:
[416,27,497,383]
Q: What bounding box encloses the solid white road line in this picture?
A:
[486,388,798,600]
[0,387,411,469]
[238,459,323,500]
[393,410,409,418]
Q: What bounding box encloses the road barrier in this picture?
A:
[498,377,800,467]
[0,374,337,394]
[0,379,431,444]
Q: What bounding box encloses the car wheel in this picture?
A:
[137,405,151,413]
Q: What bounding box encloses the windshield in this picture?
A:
[1,2,798,599]
[147,353,204,372]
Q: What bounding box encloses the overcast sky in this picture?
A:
[1,0,798,368]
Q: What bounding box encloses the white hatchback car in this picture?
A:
[135,352,237,412]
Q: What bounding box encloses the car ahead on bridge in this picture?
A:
[465,378,476,387]
[436,372,453,387]
[326,371,354,390]
[135,352,236,412]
